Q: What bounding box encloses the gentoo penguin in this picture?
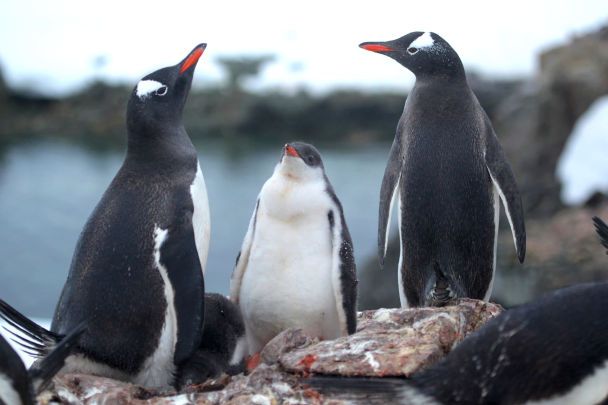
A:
[175,293,246,389]
[230,142,358,354]
[360,32,526,307]
[0,315,85,405]
[0,44,210,389]
[310,218,608,404]
[310,280,608,404]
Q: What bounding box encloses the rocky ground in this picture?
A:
[37,299,502,404]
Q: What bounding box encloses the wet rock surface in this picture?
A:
[38,300,502,404]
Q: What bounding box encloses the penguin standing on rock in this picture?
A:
[230,142,358,354]
[360,32,526,307]
[309,218,608,404]
[0,44,210,389]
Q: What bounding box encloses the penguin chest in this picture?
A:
[189,161,211,274]
[240,211,338,344]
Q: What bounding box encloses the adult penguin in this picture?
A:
[360,32,526,307]
[0,44,210,389]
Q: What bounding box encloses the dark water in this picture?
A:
[0,140,390,317]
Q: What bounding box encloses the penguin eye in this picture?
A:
[155,85,168,96]
[407,47,419,55]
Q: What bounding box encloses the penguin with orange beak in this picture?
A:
[0,44,211,389]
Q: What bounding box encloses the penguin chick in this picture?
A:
[230,142,358,354]
[175,293,246,390]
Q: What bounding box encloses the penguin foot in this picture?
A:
[428,284,456,307]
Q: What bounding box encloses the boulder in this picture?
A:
[38,300,502,404]
[495,25,608,218]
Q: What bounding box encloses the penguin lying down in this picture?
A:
[0,319,84,404]
[175,293,247,390]
[0,293,245,391]
[308,217,608,404]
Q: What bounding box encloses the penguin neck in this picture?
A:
[126,125,196,165]
[412,73,470,97]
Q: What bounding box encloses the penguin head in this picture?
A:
[359,32,464,79]
[278,142,325,180]
[126,44,206,136]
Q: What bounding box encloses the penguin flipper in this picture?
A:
[160,224,206,365]
[593,217,608,254]
[230,199,260,304]
[484,123,526,263]
[29,322,86,394]
[306,376,431,404]
[378,138,403,268]
[328,205,358,336]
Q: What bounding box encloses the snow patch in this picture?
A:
[557,95,608,205]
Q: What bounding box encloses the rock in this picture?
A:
[495,25,608,218]
[280,299,502,377]
[38,301,501,404]
[261,328,319,365]
[494,202,608,306]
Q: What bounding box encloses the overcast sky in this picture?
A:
[1,0,606,96]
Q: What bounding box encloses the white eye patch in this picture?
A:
[410,32,435,49]
[136,80,165,99]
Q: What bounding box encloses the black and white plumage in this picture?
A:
[360,32,526,307]
[0,310,85,405]
[8,44,211,389]
[310,218,608,404]
[310,280,608,404]
[175,293,246,389]
[230,142,358,354]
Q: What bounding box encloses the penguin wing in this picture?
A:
[378,137,403,268]
[230,199,260,304]
[484,121,526,263]
[593,216,608,254]
[327,191,358,335]
[160,219,206,364]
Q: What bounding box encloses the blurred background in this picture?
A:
[0,0,607,321]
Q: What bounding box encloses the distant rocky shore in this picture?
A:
[0,66,519,150]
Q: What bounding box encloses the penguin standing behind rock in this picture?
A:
[230,142,358,355]
[175,293,246,389]
[0,318,85,405]
[360,32,526,307]
[310,218,608,404]
[0,44,210,389]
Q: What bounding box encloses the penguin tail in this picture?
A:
[593,216,608,254]
[28,321,86,394]
[0,299,61,357]
[305,376,435,405]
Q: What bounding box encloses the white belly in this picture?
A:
[239,214,339,352]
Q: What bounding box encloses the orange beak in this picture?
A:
[359,43,394,53]
[285,145,299,157]
[179,44,206,75]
